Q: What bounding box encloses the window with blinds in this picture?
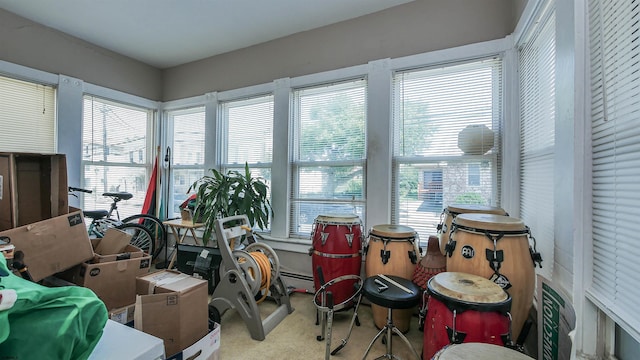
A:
[518,1,556,281]
[291,79,366,237]
[391,58,503,242]
[0,75,56,153]
[589,0,640,341]
[82,95,153,218]
[168,107,206,217]
[220,95,274,229]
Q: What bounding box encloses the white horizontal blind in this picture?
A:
[391,59,503,243]
[291,79,366,237]
[0,75,56,153]
[518,1,556,280]
[220,95,274,230]
[589,0,640,340]
[82,95,153,219]
[169,107,206,217]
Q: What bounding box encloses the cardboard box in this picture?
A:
[89,319,165,360]
[109,303,136,326]
[166,323,220,360]
[0,152,68,231]
[61,235,152,311]
[135,270,209,357]
[0,211,93,282]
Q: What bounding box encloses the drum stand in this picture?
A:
[314,274,363,359]
[209,215,293,341]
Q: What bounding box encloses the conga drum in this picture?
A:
[432,343,534,360]
[310,214,363,309]
[364,224,420,333]
[445,213,540,341]
[437,204,508,255]
[423,272,513,360]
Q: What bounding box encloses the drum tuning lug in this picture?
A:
[530,250,543,268]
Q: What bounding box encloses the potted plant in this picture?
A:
[188,163,272,246]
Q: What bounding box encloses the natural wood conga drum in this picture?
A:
[432,343,534,360]
[364,224,420,333]
[445,213,538,341]
[437,204,508,255]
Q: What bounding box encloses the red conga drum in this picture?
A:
[311,214,363,309]
[423,272,513,360]
[437,204,508,255]
[445,213,540,341]
[364,224,420,333]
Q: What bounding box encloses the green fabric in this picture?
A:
[0,256,108,360]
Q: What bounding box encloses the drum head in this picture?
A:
[433,343,534,359]
[446,204,507,216]
[453,213,525,232]
[315,214,360,225]
[427,272,509,304]
[370,224,416,238]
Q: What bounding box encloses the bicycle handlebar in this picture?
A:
[69,186,93,194]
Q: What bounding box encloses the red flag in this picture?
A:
[142,155,158,216]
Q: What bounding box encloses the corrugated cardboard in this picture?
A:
[109,303,136,326]
[135,270,209,357]
[94,228,133,255]
[0,152,68,231]
[61,243,152,310]
[0,211,93,281]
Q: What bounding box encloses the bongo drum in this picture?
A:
[445,213,540,341]
[423,272,513,360]
[437,204,508,255]
[364,224,420,333]
[432,343,534,360]
[310,214,363,309]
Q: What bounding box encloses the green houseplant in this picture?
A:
[188,163,272,246]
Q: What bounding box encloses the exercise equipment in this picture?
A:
[208,215,293,341]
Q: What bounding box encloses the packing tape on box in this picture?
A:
[147,272,191,295]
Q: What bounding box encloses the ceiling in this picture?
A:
[0,0,414,69]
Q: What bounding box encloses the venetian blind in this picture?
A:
[518,1,556,281]
[589,0,640,340]
[0,75,56,153]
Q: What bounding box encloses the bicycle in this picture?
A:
[69,187,166,259]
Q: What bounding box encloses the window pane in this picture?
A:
[82,96,152,219]
[0,75,56,153]
[291,79,366,237]
[223,95,273,165]
[169,107,205,218]
[392,59,502,243]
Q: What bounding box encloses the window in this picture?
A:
[167,107,206,218]
[291,79,366,236]
[518,0,555,281]
[467,163,480,186]
[0,75,56,153]
[219,94,274,229]
[392,59,503,241]
[589,0,640,343]
[82,96,154,218]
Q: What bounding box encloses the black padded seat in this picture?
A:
[362,275,420,309]
[360,275,421,360]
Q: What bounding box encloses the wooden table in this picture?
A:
[163,219,205,270]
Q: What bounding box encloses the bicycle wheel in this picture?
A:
[116,223,155,257]
[122,214,166,259]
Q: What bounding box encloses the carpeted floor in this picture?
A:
[218,292,425,359]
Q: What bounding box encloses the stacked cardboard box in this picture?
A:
[134,270,210,357]
[59,228,152,311]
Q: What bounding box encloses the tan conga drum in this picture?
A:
[364,224,420,333]
[432,343,534,360]
[445,213,541,341]
[437,204,508,255]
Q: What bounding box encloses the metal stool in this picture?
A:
[362,275,421,360]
